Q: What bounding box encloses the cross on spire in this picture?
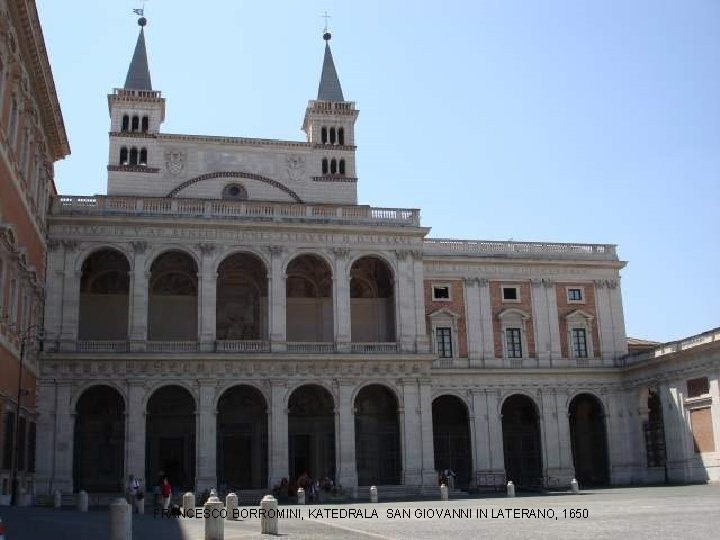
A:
[321,10,331,34]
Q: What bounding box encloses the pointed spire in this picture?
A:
[317,32,344,102]
[124,17,153,91]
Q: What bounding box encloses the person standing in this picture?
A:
[161,477,173,510]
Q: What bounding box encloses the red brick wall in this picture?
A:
[555,283,601,358]
[490,281,535,358]
[424,280,468,358]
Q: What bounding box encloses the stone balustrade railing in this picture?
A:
[51,196,421,227]
[215,340,270,353]
[618,327,720,367]
[424,238,617,260]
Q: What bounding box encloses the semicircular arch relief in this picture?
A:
[166,171,304,203]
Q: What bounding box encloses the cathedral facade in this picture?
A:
[3,12,716,500]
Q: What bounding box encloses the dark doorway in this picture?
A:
[73,386,125,492]
[217,385,268,490]
[146,386,196,492]
[501,394,542,489]
[432,395,472,488]
[354,385,401,485]
[569,394,609,486]
[288,385,335,485]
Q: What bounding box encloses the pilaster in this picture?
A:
[268,380,289,486]
[196,381,217,491]
[336,380,357,488]
[58,241,79,351]
[54,382,74,493]
[594,280,615,364]
[477,279,495,360]
[531,279,551,363]
[464,278,482,361]
[544,280,562,360]
[126,381,146,481]
[198,244,217,351]
[129,241,148,351]
[34,381,57,494]
[333,249,351,351]
[43,241,64,346]
[411,250,429,352]
[400,379,422,485]
[268,247,287,352]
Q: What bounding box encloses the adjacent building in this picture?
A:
[0,0,69,503]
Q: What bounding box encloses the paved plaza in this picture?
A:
[1,485,718,539]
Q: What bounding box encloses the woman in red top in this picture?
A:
[161,477,172,510]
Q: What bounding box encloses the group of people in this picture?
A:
[127,474,173,511]
[273,472,338,503]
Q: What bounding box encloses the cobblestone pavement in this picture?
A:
[1,485,718,539]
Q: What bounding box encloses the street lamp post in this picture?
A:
[9,325,39,506]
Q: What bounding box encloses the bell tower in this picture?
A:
[302,30,359,183]
[107,15,165,190]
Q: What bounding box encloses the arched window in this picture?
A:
[322,158,328,175]
[129,147,138,166]
[330,159,337,174]
[338,128,345,146]
[141,116,149,132]
[131,115,139,132]
[121,115,129,132]
[329,127,336,145]
[119,147,128,165]
[339,159,346,175]
[321,127,327,144]
[139,148,147,166]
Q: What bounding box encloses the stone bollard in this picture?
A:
[183,492,196,512]
[260,495,279,535]
[506,481,515,497]
[440,484,449,501]
[136,496,144,515]
[77,490,88,512]
[109,498,131,540]
[225,493,238,520]
[297,487,305,505]
[370,485,378,504]
[53,490,62,508]
[18,488,29,507]
[571,478,579,494]
[203,493,224,540]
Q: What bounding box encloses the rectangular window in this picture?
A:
[502,286,519,302]
[432,285,450,300]
[687,377,710,398]
[436,327,453,358]
[506,328,523,358]
[2,412,14,470]
[571,328,588,358]
[567,288,584,302]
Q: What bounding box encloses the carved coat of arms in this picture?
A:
[285,154,305,182]
[165,150,186,176]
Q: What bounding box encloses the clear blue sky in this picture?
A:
[36,0,719,343]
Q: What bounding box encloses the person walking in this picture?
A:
[161,477,173,510]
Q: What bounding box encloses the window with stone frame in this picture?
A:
[498,308,530,359]
[565,310,594,359]
[505,328,523,358]
[571,327,588,358]
[436,327,453,358]
[687,377,710,398]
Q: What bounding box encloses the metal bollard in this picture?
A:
[203,493,224,540]
[225,493,238,520]
[77,490,88,512]
[260,495,278,535]
[183,492,196,512]
[370,485,378,504]
[109,498,131,540]
[506,481,515,497]
[297,487,305,505]
[53,490,62,508]
[440,484,449,501]
[571,478,579,494]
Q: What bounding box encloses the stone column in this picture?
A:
[59,241,80,351]
[594,280,615,364]
[411,250,429,353]
[464,279,482,361]
[43,241,64,348]
[126,382,146,482]
[477,279,495,361]
[129,242,148,351]
[196,382,217,491]
[198,244,217,352]
[333,249,351,351]
[336,380,357,488]
[418,379,437,486]
[400,379,422,485]
[530,280,550,364]
[268,247,287,352]
[395,251,415,351]
[268,380,289,487]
